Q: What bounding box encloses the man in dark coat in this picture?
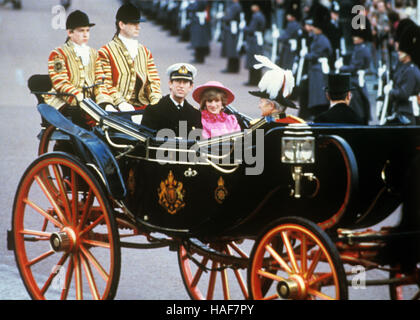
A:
[189,0,211,64]
[220,0,243,73]
[244,3,266,86]
[385,23,420,125]
[278,0,301,70]
[314,73,364,124]
[337,26,373,124]
[305,4,332,119]
[141,63,202,137]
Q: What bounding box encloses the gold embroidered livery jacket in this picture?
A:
[45,41,109,109]
[97,36,162,107]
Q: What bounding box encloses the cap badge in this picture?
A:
[178,65,188,74]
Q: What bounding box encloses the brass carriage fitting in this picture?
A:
[50,228,76,252]
[290,166,318,199]
[276,275,306,299]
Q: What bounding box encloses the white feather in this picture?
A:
[253,54,295,99]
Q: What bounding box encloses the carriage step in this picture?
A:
[7,230,14,251]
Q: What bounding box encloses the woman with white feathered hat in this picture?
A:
[248,55,304,124]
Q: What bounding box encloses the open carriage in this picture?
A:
[7,75,420,300]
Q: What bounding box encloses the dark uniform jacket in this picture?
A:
[305,33,332,108]
[314,103,364,124]
[340,42,372,124]
[141,95,202,136]
[244,10,266,69]
[278,19,301,70]
[221,1,242,58]
[389,62,420,120]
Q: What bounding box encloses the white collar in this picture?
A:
[71,41,90,66]
[118,34,139,59]
[170,95,184,109]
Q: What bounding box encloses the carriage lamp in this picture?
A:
[281,136,315,164]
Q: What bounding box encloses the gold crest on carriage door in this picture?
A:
[158,170,186,215]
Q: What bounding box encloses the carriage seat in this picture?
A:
[28,74,52,104]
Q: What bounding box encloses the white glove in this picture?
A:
[131,114,143,125]
[118,102,135,112]
[334,58,343,71]
[239,20,246,30]
[300,46,308,57]
[105,104,118,112]
[384,83,392,95]
[272,26,280,39]
[216,11,224,19]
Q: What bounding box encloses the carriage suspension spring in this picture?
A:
[185,250,242,273]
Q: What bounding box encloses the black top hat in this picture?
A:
[66,10,95,30]
[325,73,353,94]
[116,3,146,23]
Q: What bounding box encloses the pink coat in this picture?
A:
[201,110,241,139]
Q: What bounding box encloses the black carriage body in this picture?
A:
[37,103,420,241]
[120,122,420,239]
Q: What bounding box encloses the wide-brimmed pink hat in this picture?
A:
[192,81,235,105]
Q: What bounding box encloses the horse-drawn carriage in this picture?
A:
[7,75,420,300]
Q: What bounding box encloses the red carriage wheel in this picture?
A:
[248,217,348,300]
[178,240,252,300]
[12,153,121,300]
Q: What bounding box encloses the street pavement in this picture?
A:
[0,0,407,300]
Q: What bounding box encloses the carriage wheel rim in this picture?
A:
[250,223,342,300]
[13,155,120,300]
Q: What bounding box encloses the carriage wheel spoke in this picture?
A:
[79,215,105,236]
[221,267,230,300]
[301,234,307,274]
[52,164,72,224]
[61,255,74,300]
[265,244,292,274]
[26,250,55,267]
[41,253,69,295]
[307,288,335,300]
[191,257,208,288]
[281,231,299,273]
[20,229,51,240]
[70,170,79,227]
[23,198,62,229]
[73,253,83,300]
[79,244,109,282]
[80,254,100,300]
[225,245,248,299]
[306,248,323,279]
[228,242,249,259]
[206,261,218,300]
[257,269,286,282]
[77,189,94,232]
[34,175,68,226]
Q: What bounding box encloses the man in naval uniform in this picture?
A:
[336,26,373,124]
[45,10,109,115]
[97,3,162,119]
[141,63,202,136]
[384,23,420,125]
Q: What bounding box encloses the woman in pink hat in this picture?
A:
[192,81,241,139]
